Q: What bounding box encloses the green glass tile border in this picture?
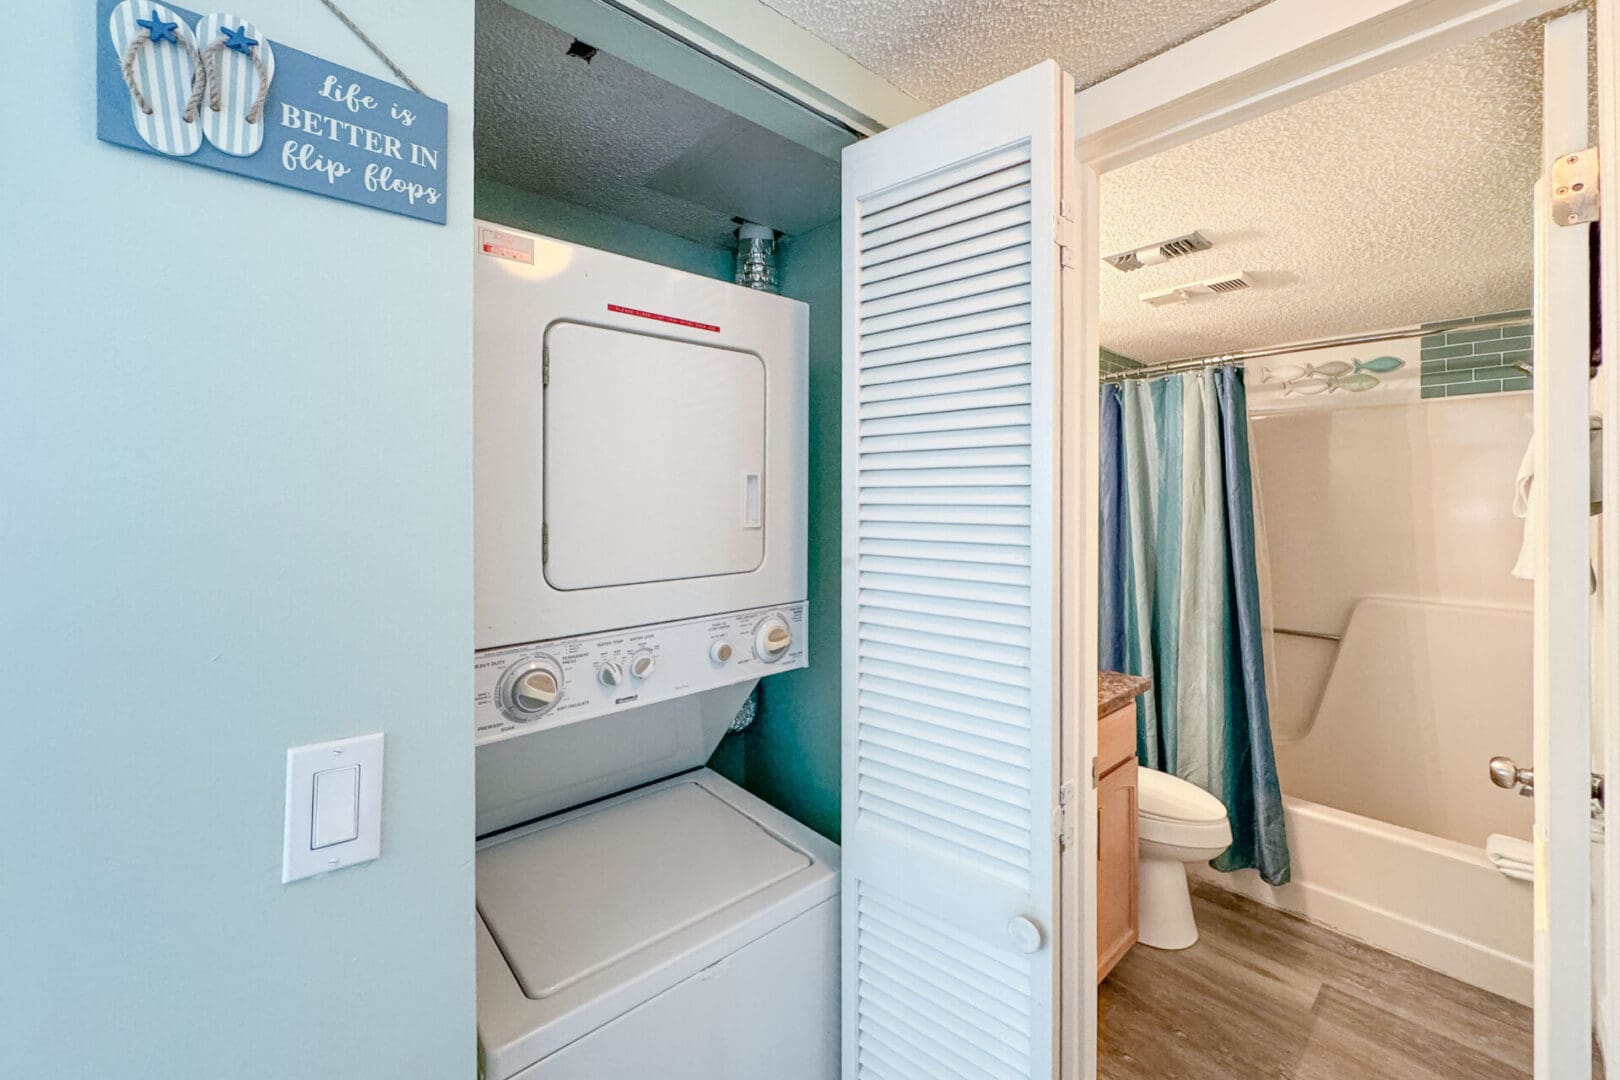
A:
[1100,347,1141,376]
[1419,308,1532,399]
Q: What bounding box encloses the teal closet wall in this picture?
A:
[475,178,733,282]
[2,4,476,1076]
[739,219,843,841]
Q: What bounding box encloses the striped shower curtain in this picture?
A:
[1099,366,1290,886]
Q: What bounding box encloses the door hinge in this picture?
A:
[1055,779,1077,851]
[1055,202,1079,269]
[1552,147,1600,226]
[542,354,550,387]
[1089,755,1100,787]
[541,523,549,564]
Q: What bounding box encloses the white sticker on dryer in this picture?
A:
[480,228,534,264]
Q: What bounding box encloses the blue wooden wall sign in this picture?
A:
[97,0,448,225]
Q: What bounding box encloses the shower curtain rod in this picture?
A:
[1100,315,1531,382]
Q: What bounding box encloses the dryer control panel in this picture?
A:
[474,603,807,746]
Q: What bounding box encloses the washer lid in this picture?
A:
[1138,767,1228,825]
[476,780,811,1000]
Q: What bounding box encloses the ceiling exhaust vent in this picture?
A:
[1139,271,1255,307]
[1105,229,1213,272]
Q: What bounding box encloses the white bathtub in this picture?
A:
[1188,596,1536,1005]
[1191,795,1532,1004]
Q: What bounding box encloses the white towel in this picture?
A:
[1486,833,1534,882]
[1510,438,1536,580]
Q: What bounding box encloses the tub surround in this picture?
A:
[1097,671,1151,981]
[1098,671,1153,717]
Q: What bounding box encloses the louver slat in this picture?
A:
[845,65,1067,1079]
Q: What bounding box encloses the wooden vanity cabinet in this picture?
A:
[1096,701,1139,982]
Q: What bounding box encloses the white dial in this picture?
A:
[498,656,564,722]
[516,669,560,709]
[630,650,656,680]
[753,615,792,663]
[598,660,627,688]
[709,640,734,664]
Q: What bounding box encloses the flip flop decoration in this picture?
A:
[1262,354,1406,396]
[108,0,207,156]
[197,13,277,156]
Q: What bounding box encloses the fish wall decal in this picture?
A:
[1354,355,1405,373]
[1331,372,1381,392]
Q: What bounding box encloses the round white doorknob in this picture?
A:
[515,670,559,709]
[630,651,656,680]
[598,661,626,688]
[753,616,792,663]
[1006,916,1044,954]
[709,641,734,664]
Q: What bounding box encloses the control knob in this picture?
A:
[499,656,564,722]
[630,650,656,680]
[754,615,793,663]
[709,641,734,664]
[598,660,627,688]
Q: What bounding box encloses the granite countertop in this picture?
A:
[1098,671,1152,716]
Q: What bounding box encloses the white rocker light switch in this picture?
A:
[283,733,384,883]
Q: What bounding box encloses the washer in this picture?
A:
[472,226,834,1079]
[476,771,838,1080]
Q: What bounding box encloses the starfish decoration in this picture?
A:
[136,13,179,43]
[220,25,258,54]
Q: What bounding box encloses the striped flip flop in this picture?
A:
[196,14,276,157]
[107,0,206,157]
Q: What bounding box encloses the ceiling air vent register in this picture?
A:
[1104,229,1213,272]
[1139,271,1255,307]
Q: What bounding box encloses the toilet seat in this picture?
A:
[1137,768,1232,851]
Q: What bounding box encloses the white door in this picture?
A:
[841,61,1084,1079]
[1534,9,1601,1078]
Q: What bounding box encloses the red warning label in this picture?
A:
[607,304,720,333]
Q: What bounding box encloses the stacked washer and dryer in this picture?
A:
[471,223,839,1080]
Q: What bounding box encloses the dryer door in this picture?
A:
[543,322,767,590]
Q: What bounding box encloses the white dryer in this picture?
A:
[472,224,836,1080]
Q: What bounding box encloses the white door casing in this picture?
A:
[841,61,1080,1079]
[1533,10,1595,1079]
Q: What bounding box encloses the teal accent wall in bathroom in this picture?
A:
[730,219,844,841]
[1420,308,1533,398]
[2,4,476,1077]
[475,177,734,281]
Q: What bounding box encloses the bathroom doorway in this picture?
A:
[1084,5,1605,1078]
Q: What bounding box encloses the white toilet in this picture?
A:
[1137,767,1234,950]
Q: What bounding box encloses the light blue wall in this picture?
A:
[475,177,734,282]
[0,5,476,1078]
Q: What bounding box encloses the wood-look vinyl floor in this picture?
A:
[1099,881,1600,1080]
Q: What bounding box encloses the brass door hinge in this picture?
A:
[1552,148,1600,226]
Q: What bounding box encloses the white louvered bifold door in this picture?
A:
[842,61,1078,1080]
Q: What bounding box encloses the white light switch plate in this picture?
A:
[282,733,384,883]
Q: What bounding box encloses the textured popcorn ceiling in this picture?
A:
[758,0,1267,104]
[1098,19,1548,364]
[477,0,848,248]
[475,0,739,246]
